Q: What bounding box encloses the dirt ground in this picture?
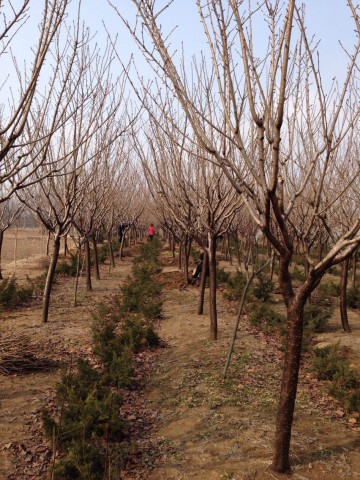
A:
[0,236,360,479]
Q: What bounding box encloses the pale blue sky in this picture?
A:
[81,0,357,85]
[1,1,358,102]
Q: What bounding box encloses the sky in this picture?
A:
[79,0,357,85]
[1,1,358,106]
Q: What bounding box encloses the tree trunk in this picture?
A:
[352,252,357,289]
[272,297,306,472]
[42,235,61,323]
[63,234,69,256]
[171,234,176,258]
[208,235,217,341]
[340,257,351,333]
[91,235,100,280]
[0,230,3,279]
[46,231,51,256]
[119,234,125,261]
[85,239,92,291]
[183,236,192,284]
[178,241,183,271]
[197,250,208,315]
[73,245,81,307]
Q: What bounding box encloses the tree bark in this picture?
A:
[340,257,351,333]
[84,239,92,291]
[208,235,218,341]
[42,235,61,323]
[197,250,208,315]
[272,298,306,472]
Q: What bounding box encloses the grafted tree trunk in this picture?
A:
[340,257,351,333]
[84,239,92,291]
[42,235,61,323]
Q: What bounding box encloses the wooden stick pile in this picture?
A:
[0,334,59,375]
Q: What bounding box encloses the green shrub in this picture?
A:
[253,275,274,302]
[249,303,285,334]
[56,253,78,276]
[329,365,360,411]
[27,272,48,292]
[291,265,305,282]
[43,358,125,479]
[304,303,331,334]
[217,267,231,285]
[223,271,247,301]
[312,345,360,412]
[318,281,340,297]
[312,345,345,380]
[0,276,33,310]
[347,285,360,309]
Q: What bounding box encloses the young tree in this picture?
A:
[117,0,360,472]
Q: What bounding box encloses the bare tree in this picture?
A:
[116,0,360,472]
[17,34,133,322]
[137,116,242,340]
[0,0,75,200]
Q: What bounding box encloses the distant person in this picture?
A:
[117,222,128,243]
[147,223,155,241]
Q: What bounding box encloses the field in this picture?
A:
[0,236,360,479]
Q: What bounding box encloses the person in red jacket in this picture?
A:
[147,223,155,241]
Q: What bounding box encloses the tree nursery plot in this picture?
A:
[0,244,359,480]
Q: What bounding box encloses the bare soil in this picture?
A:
[0,237,360,480]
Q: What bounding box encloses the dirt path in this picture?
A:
[137,265,360,480]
